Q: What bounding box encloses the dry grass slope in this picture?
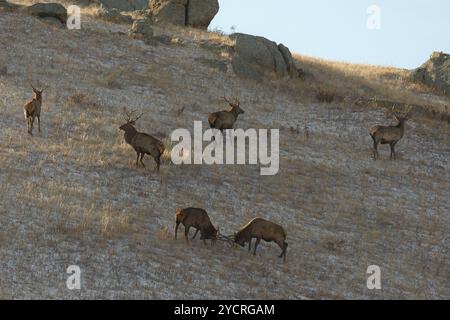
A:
[0,5,449,299]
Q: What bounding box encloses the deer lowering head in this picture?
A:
[370,105,412,160]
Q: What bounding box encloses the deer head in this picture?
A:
[224,95,245,115]
[120,108,143,131]
[31,84,44,100]
[392,105,412,124]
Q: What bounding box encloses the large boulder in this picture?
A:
[95,0,148,11]
[409,52,450,95]
[149,0,219,29]
[230,33,298,81]
[28,3,67,24]
[278,43,298,79]
[150,0,186,26]
[186,0,219,28]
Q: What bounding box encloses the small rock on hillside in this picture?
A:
[95,4,133,24]
[27,3,68,24]
[129,18,155,45]
[410,51,450,95]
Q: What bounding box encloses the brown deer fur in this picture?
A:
[208,96,245,132]
[23,86,44,135]
[175,208,218,244]
[234,218,288,263]
[370,106,411,160]
[119,111,165,172]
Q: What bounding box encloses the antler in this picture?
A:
[123,108,143,123]
[223,95,240,107]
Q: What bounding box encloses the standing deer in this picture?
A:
[208,96,245,133]
[23,85,44,135]
[174,208,218,244]
[370,105,412,160]
[234,218,288,263]
[119,109,165,172]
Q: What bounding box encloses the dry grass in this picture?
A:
[0,7,449,300]
[294,54,450,116]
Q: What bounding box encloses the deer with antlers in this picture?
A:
[174,208,219,245]
[370,105,412,160]
[23,84,45,136]
[208,96,245,133]
[119,109,165,172]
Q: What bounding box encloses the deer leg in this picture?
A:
[282,242,288,263]
[155,155,161,173]
[248,239,252,252]
[390,142,396,160]
[390,142,397,160]
[140,153,146,168]
[135,152,140,167]
[192,229,199,240]
[174,222,180,240]
[372,138,378,160]
[184,226,190,243]
[29,117,34,136]
[253,238,261,255]
[37,115,41,132]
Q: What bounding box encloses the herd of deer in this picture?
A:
[22,85,412,263]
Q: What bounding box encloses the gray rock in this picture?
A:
[410,52,450,95]
[149,0,218,29]
[28,3,67,24]
[149,0,186,26]
[96,0,148,11]
[231,33,297,81]
[96,5,133,24]
[278,43,298,78]
[129,18,155,44]
[186,0,219,29]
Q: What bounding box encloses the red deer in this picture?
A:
[174,208,218,244]
[234,218,288,263]
[208,96,245,133]
[370,105,412,160]
[23,85,44,135]
[119,109,165,173]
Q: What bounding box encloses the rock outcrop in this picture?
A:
[149,0,219,29]
[28,3,67,24]
[230,33,298,81]
[95,0,148,11]
[409,52,450,95]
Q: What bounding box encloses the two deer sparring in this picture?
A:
[370,105,412,160]
[120,109,165,173]
[23,85,44,136]
[174,208,288,263]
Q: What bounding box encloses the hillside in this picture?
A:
[0,5,449,299]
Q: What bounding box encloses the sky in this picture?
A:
[210,0,450,69]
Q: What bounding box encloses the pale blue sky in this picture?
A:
[210,0,450,69]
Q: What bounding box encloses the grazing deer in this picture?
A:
[234,218,288,263]
[175,208,218,244]
[119,109,165,172]
[208,96,245,133]
[370,105,412,160]
[23,85,44,135]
